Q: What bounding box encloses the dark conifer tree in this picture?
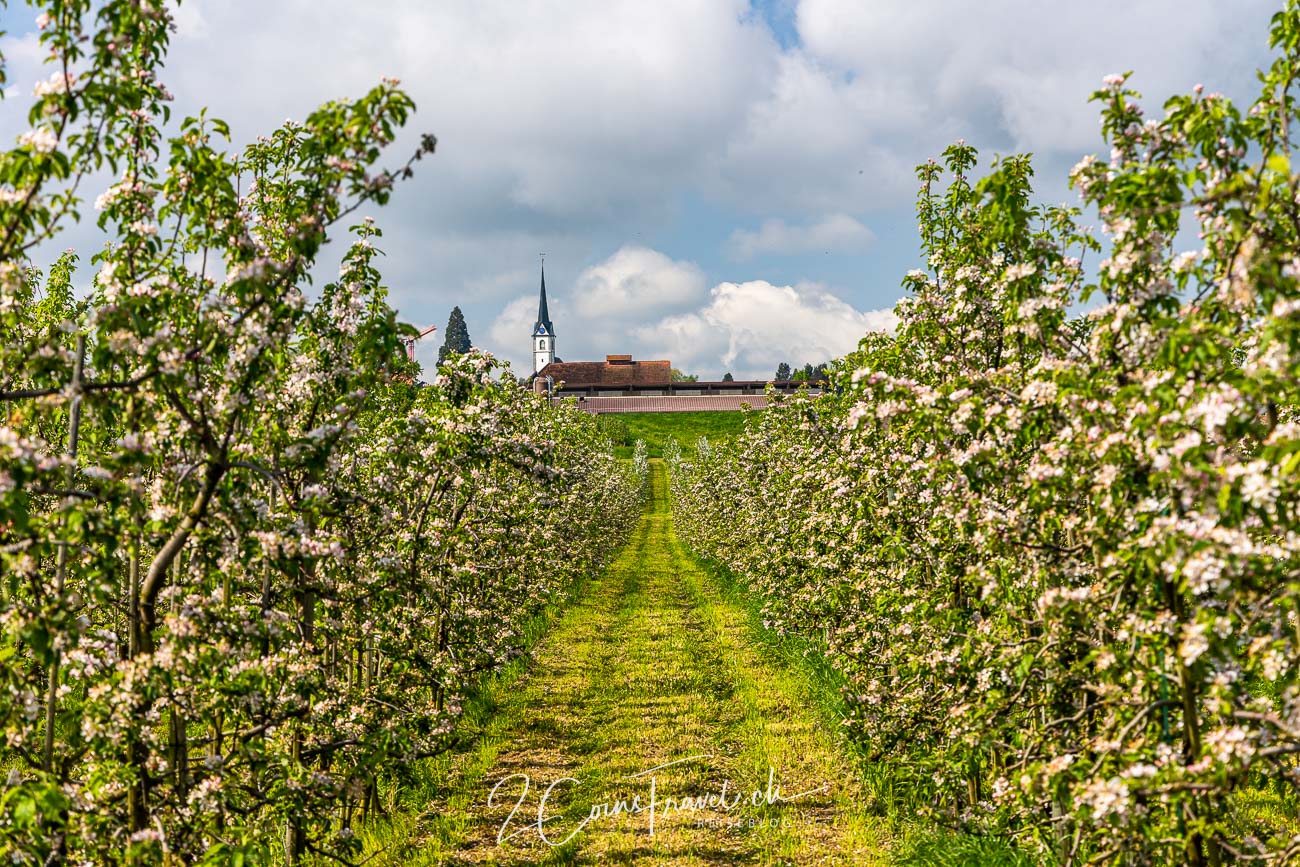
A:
[438,306,472,365]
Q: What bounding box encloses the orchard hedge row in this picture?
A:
[670,6,1300,864]
[0,3,644,862]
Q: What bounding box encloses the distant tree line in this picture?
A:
[774,361,829,381]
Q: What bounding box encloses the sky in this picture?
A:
[0,0,1285,379]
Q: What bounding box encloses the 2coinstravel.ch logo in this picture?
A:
[488,754,829,846]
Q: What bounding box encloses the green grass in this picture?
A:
[365,460,885,865]
[890,832,1038,867]
[356,455,1299,866]
[696,548,1300,865]
[355,575,596,861]
[358,457,1049,865]
[686,548,1044,867]
[605,411,755,459]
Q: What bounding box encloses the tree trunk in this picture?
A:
[42,336,85,772]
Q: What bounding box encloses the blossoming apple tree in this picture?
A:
[671,5,1300,864]
[0,2,644,863]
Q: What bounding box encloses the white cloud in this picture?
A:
[488,246,896,379]
[167,1,209,39]
[140,0,1277,258]
[9,0,1272,225]
[712,0,1278,212]
[728,213,874,260]
[487,245,707,373]
[1,0,1281,373]
[160,0,780,223]
[130,0,789,376]
[0,32,60,143]
[487,295,542,375]
[570,245,707,319]
[635,280,896,379]
[712,50,924,211]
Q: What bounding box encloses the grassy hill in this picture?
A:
[599,411,754,458]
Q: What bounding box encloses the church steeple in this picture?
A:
[532,258,556,374]
[533,261,554,337]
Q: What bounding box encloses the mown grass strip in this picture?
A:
[681,547,1038,867]
[605,411,752,459]
[365,460,886,865]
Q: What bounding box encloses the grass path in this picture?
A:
[606,411,750,459]
[386,459,885,865]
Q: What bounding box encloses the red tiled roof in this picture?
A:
[538,359,671,387]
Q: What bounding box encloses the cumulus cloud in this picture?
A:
[132,0,788,373]
[487,295,545,370]
[727,213,875,260]
[796,0,1256,152]
[570,245,707,319]
[7,0,1272,222]
[713,0,1278,212]
[158,0,779,224]
[487,245,707,372]
[489,246,895,379]
[635,280,896,378]
[1,0,1279,372]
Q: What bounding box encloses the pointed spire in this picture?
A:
[534,257,554,337]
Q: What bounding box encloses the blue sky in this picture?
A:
[0,0,1284,378]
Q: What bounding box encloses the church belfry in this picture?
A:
[532,260,556,374]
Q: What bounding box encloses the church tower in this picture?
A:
[532,261,555,375]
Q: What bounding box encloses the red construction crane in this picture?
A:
[402,324,438,361]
